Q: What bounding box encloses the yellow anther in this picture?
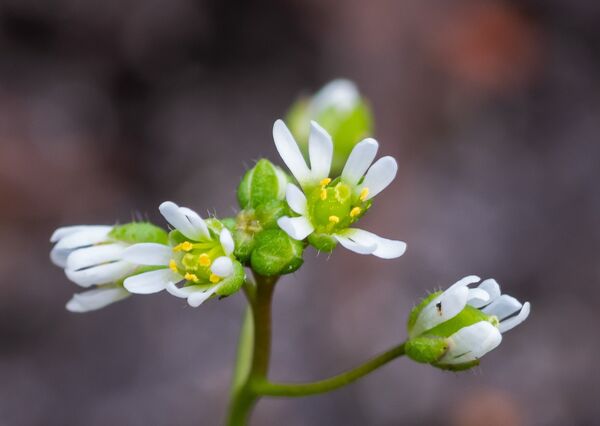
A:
[320,188,328,200]
[184,273,199,283]
[198,253,211,267]
[169,259,179,273]
[350,207,362,218]
[359,188,369,201]
[329,215,340,224]
[173,241,194,252]
[320,178,331,187]
[209,273,221,284]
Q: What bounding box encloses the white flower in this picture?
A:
[273,119,406,258]
[50,225,136,312]
[410,275,531,366]
[122,201,238,308]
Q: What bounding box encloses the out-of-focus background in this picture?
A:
[1,0,598,425]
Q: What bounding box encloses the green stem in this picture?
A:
[226,274,278,426]
[252,343,405,397]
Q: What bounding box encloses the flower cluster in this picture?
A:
[50,79,529,371]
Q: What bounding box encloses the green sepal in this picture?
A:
[109,222,168,245]
[233,227,256,264]
[237,159,290,209]
[251,229,305,276]
[425,305,492,338]
[407,292,441,335]
[255,200,290,229]
[307,232,338,252]
[432,359,480,372]
[405,336,448,364]
[215,260,245,297]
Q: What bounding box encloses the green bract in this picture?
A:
[238,159,290,209]
[109,222,168,245]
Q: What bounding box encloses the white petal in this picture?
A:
[410,285,470,338]
[178,207,210,240]
[165,282,199,299]
[277,216,314,240]
[360,156,398,200]
[51,225,109,243]
[50,248,70,268]
[333,234,376,254]
[337,228,405,258]
[308,121,333,181]
[467,288,491,308]
[499,302,531,333]
[440,321,502,365]
[53,226,112,252]
[159,201,208,241]
[211,256,234,277]
[66,244,127,271]
[478,279,501,302]
[273,119,311,186]
[219,228,235,256]
[285,183,307,215]
[66,261,136,287]
[341,138,379,185]
[123,268,180,294]
[187,283,223,308]
[445,275,481,292]
[122,243,172,266]
[482,295,523,320]
[311,79,359,113]
[66,287,130,313]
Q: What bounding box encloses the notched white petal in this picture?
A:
[273,119,310,185]
[360,156,398,199]
[285,183,307,215]
[65,261,136,287]
[123,268,180,294]
[440,321,502,365]
[411,285,470,338]
[122,243,172,266]
[482,294,522,321]
[341,138,379,185]
[66,287,130,313]
[498,302,530,333]
[308,121,333,181]
[66,244,127,271]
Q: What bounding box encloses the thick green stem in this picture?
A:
[226,275,278,426]
[252,343,405,397]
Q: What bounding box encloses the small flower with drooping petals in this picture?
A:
[50,222,168,312]
[272,119,406,258]
[406,275,531,370]
[122,201,245,307]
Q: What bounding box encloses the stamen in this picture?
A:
[359,188,369,201]
[350,207,361,218]
[184,273,199,283]
[320,178,331,186]
[209,273,221,284]
[169,259,179,273]
[320,188,328,200]
[329,215,340,224]
[173,241,194,252]
[198,253,211,267]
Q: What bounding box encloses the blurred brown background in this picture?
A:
[0,0,598,425]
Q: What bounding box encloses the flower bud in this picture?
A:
[237,159,290,209]
[406,276,530,371]
[286,79,374,175]
[250,229,305,276]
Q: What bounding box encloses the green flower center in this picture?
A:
[170,240,226,285]
[306,178,371,234]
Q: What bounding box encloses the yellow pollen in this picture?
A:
[198,253,211,267]
[184,273,199,283]
[320,188,328,200]
[174,241,194,252]
[329,215,340,224]
[209,273,221,284]
[320,178,331,186]
[350,207,361,218]
[169,260,179,273]
[359,188,369,201]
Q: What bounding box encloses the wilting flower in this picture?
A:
[122,201,244,307]
[406,275,531,369]
[50,223,167,312]
[273,119,406,258]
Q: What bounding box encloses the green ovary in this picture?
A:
[306,181,370,234]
